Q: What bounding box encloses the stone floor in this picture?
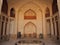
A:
[0,38,60,45]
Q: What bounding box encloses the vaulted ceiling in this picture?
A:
[7,0,53,6]
[7,0,53,3]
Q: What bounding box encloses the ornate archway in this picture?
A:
[17,2,43,38]
[24,9,36,19]
[24,22,37,37]
[45,7,50,17]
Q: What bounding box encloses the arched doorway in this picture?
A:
[24,22,37,38]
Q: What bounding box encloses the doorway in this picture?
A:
[24,22,37,38]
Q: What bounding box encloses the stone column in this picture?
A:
[57,0,60,39]
[6,18,10,40]
[0,21,1,35]
[54,17,57,37]
[50,18,54,36]
[0,0,3,14]
[57,0,60,15]
[57,0,60,25]
[2,17,6,36]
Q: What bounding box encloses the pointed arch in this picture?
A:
[1,0,8,15]
[45,7,50,17]
[24,9,36,19]
[18,1,42,12]
[10,8,15,18]
[24,22,37,34]
[52,0,58,14]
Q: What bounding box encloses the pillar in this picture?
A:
[0,0,3,14]
[50,18,54,36]
[57,0,60,39]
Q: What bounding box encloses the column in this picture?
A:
[57,0,60,39]
[0,15,2,39]
[46,19,51,37]
[10,18,15,40]
[0,0,3,14]
[50,19,52,36]
[54,17,57,37]
[52,18,56,37]
[50,18,54,36]
[0,0,3,39]
[14,10,18,39]
[6,18,10,38]
[55,16,59,39]
[57,0,60,16]
[3,22,6,36]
